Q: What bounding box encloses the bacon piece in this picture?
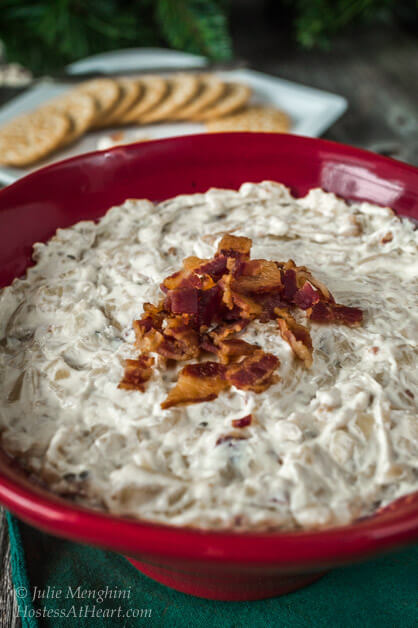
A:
[216,338,258,364]
[166,287,199,314]
[234,260,283,294]
[223,305,247,321]
[226,350,279,392]
[219,273,234,309]
[163,270,214,293]
[118,356,155,391]
[281,260,335,306]
[162,316,200,360]
[133,301,165,342]
[219,273,262,318]
[200,335,218,354]
[184,255,231,283]
[161,269,188,292]
[308,302,363,326]
[232,414,253,428]
[161,362,229,409]
[275,308,313,368]
[197,284,223,326]
[179,273,203,290]
[163,256,205,285]
[163,257,217,291]
[209,319,249,343]
[293,282,320,310]
[133,304,166,351]
[188,273,215,290]
[227,256,246,278]
[331,304,363,326]
[156,338,192,360]
[143,301,166,317]
[282,268,297,302]
[165,283,222,326]
[201,335,256,363]
[203,319,256,363]
[254,293,288,322]
[133,301,168,353]
[137,314,200,362]
[216,234,252,259]
[133,317,155,341]
[182,256,208,272]
[307,301,332,323]
[137,328,164,354]
[230,290,262,318]
[194,256,228,281]
[295,268,335,303]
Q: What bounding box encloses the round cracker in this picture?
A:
[206,106,291,134]
[174,74,227,120]
[94,79,143,128]
[140,74,200,124]
[77,78,120,120]
[119,76,168,124]
[194,83,252,121]
[0,109,70,167]
[40,91,97,146]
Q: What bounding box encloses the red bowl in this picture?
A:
[0,133,417,601]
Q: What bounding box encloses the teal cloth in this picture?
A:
[6,512,418,627]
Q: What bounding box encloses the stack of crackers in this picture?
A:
[0,74,290,167]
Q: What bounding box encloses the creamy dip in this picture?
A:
[0,182,417,530]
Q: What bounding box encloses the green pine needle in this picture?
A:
[0,0,413,74]
[0,0,159,73]
[155,0,233,61]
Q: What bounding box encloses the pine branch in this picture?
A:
[0,0,159,73]
[155,0,233,60]
[0,0,412,74]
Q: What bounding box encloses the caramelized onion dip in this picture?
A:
[0,182,417,530]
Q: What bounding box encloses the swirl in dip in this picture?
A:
[0,181,416,530]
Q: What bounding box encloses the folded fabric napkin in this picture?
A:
[6,512,417,628]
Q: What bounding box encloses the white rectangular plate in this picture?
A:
[0,48,347,185]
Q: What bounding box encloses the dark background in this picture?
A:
[228,0,418,164]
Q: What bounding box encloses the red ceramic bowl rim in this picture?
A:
[0,133,417,566]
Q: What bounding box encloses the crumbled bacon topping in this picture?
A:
[225,350,279,392]
[120,233,363,407]
[209,319,249,343]
[161,362,229,409]
[233,260,283,294]
[307,301,363,326]
[216,234,252,259]
[282,266,297,301]
[381,232,393,244]
[118,356,155,391]
[232,414,253,428]
[293,282,320,310]
[275,308,313,368]
[215,338,258,365]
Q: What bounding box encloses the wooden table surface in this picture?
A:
[0,16,417,627]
